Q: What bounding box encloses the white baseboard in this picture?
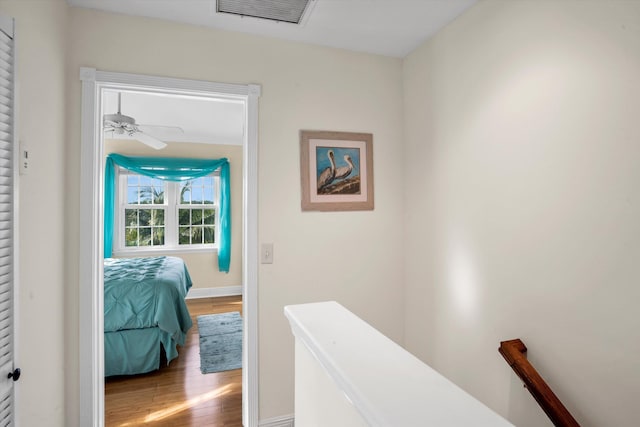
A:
[186,285,242,299]
[259,414,294,427]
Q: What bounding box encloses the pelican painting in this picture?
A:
[334,155,354,180]
[300,130,373,211]
[317,150,336,191]
[315,147,360,195]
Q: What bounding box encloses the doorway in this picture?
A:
[78,69,260,427]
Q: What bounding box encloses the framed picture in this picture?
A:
[300,130,374,211]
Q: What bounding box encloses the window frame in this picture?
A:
[113,167,221,255]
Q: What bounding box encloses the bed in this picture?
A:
[103,256,193,377]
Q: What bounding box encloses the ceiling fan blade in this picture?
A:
[138,124,184,133]
[137,124,185,141]
[134,131,168,150]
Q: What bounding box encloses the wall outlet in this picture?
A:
[261,243,274,264]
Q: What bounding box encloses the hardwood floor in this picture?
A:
[105,296,243,427]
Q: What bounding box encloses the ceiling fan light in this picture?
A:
[104,113,136,126]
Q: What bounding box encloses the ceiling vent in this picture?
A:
[216,0,313,24]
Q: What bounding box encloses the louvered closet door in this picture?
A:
[0,16,16,427]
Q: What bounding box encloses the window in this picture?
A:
[116,169,219,253]
[178,177,216,245]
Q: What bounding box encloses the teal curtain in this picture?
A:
[104,153,231,273]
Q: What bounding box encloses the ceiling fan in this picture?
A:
[103,92,182,150]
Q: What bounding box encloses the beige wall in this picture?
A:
[65,7,405,424]
[0,0,68,425]
[104,139,243,290]
[403,1,640,426]
[10,1,635,426]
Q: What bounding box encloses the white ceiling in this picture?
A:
[103,90,246,146]
[89,0,477,147]
[67,0,477,58]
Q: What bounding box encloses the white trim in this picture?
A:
[258,414,295,427]
[186,286,242,299]
[243,82,261,427]
[93,69,250,98]
[79,68,260,427]
[79,68,104,427]
[112,246,217,257]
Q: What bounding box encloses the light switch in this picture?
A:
[19,142,28,175]
[261,243,274,264]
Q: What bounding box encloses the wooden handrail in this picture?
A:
[499,339,580,427]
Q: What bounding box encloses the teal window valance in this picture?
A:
[104,153,231,273]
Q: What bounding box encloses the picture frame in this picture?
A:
[300,130,374,211]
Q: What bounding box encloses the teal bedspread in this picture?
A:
[104,256,193,376]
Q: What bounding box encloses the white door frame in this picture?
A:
[78,68,260,427]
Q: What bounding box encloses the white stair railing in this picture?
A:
[285,301,514,427]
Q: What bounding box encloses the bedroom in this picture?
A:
[101,89,245,424]
[102,90,244,299]
[2,1,639,426]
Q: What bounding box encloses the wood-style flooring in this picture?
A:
[105,296,243,427]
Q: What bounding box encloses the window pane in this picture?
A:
[127,187,138,204]
[139,187,152,204]
[139,227,151,246]
[191,209,202,225]
[203,186,214,204]
[203,209,215,225]
[179,227,190,245]
[140,187,159,204]
[180,183,191,204]
[192,226,203,244]
[127,175,139,186]
[125,209,138,226]
[191,187,202,204]
[140,176,152,186]
[139,209,151,227]
[179,209,190,225]
[151,185,164,203]
[152,227,165,245]
[204,226,215,244]
[125,228,138,246]
[152,209,165,226]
